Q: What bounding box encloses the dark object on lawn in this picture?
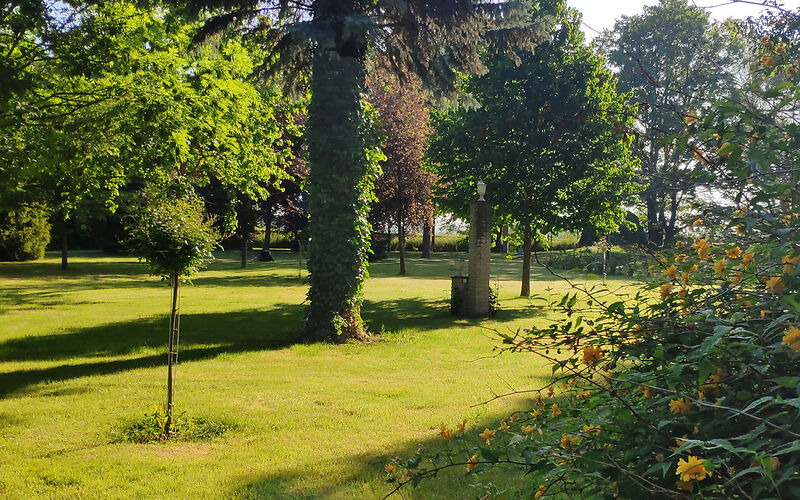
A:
[259,249,274,262]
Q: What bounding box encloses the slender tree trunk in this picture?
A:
[421,221,431,258]
[501,224,509,254]
[665,191,679,244]
[303,26,370,342]
[521,224,532,297]
[398,210,406,275]
[241,234,248,269]
[59,211,68,270]
[263,207,272,251]
[431,219,436,250]
[164,276,180,436]
[645,191,661,247]
[493,226,502,252]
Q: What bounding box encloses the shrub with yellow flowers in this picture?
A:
[386,11,800,500]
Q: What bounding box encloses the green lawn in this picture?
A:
[0,250,633,499]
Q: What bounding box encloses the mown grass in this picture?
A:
[0,249,634,499]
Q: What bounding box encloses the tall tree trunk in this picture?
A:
[303,25,370,342]
[431,218,436,250]
[665,191,679,244]
[501,224,509,254]
[241,234,248,269]
[421,221,431,258]
[59,211,68,270]
[263,206,272,251]
[645,190,661,248]
[521,224,532,297]
[164,276,179,436]
[492,226,502,252]
[398,210,406,275]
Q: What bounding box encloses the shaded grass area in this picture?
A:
[0,250,634,499]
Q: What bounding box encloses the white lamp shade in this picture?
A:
[477,181,486,201]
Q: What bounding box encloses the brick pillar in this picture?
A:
[466,201,492,317]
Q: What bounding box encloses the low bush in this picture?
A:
[112,406,236,444]
[0,204,51,261]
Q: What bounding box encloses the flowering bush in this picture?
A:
[387,12,800,499]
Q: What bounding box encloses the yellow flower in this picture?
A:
[678,287,687,299]
[660,283,673,299]
[439,423,452,439]
[714,259,727,277]
[682,272,691,283]
[783,326,800,351]
[782,255,799,274]
[583,424,601,436]
[765,276,785,293]
[674,254,687,263]
[742,251,755,266]
[457,420,467,434]
[735,225,745,236]
[669,398,692,415]
[676,240,684,248]
[530,409,541,418]
[676,455,712,482]
[664,264,678,279]
[560,433,578,448]
[761,309,771,318]
[693,218,703,227]
[713,133,721,140]
[692,238,711,259]
[641,385,653,398]
[762,55,776,66]
[385,463,396,474]
[725,247,742,259]
[467,454,478,472]
[732,270,743,285]
[685,106,698,125]
[522,425,537,437]
[776,44,787,55]
[498,421,509,431]
[551,403,561,417]
[582,346,603,365]
[535,485,546,499]
[510,412,519,422]
[647,264,655,272]
[479,428,496,444]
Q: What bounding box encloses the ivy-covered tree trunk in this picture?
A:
[521,224,532,297]
[303,25,372,342]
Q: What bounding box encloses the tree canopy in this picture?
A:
[429,5,638,295]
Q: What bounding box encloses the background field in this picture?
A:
[0,250,634,499]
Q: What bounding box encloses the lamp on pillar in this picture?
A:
[477,181,486,202]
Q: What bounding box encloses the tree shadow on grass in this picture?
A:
[362,296,546,335]
[0,306,305,398]
[229,396,543,499]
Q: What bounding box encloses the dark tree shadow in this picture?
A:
[0,306,304,398]
[229,395,543,499]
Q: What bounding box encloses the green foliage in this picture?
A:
[429,5,638,236]
[0,205,51,261]
[126,190,219,279]
[113,406,236,443]
[600,0,743,246]
[393,11,800,499]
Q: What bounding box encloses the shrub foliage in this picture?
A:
[0,204,51,261]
